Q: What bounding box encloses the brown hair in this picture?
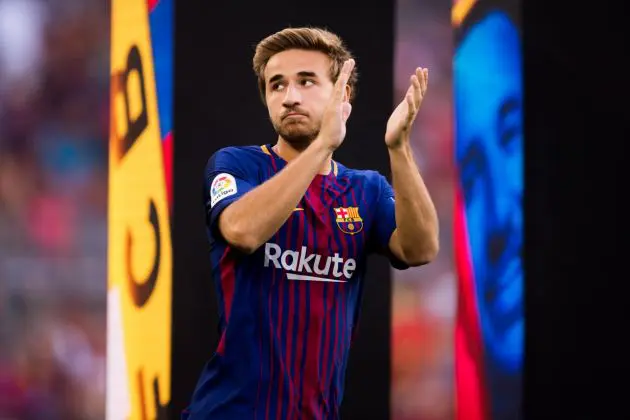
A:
[252,27,358,104]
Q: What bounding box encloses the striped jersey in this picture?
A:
[184,144,406,420]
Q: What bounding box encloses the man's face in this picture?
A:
[264,49,336,148]
[455,12,523,373]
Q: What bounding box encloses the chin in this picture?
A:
[485,316,524,375]
[279,128,318,147]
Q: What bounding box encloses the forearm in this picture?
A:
[220,140,332,253]
[389,141,439,262]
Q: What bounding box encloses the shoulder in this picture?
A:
[207,145,266,165]
[205,145,270,174]
[337,163,388,188]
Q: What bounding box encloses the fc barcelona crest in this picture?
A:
[334,207,363,235]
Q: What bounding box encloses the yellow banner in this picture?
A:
[452,0,477,26]
[107,1,172,419]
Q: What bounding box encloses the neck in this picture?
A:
[274,137,333,175]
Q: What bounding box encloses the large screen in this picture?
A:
[392,0,522,419]
[453,0,523,419]
[107,0,173,419]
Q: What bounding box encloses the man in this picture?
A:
[184,27,439,419]
[454,7,523,420]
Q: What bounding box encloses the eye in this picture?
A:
[498,97,522,151]
[301,79,315,87]
[271,82,285,91]
[460,141,485,196]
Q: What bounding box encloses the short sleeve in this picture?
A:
[204,148,256,239]
[371,174,409,270]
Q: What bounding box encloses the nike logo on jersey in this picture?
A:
[264,243,356,283]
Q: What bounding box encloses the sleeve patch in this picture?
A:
[210,173,237,207]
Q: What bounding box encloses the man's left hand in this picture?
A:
[385,67,428,149]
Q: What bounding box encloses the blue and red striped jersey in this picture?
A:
[185,144,406,420]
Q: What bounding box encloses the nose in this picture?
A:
[282,84,301,107]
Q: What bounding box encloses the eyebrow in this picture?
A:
[268,71,318,85]
[498,97,522,147]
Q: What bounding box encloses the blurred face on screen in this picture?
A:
[455,11,523,374]
[264,49,338,148]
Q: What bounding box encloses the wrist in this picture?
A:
[311,136,337,155]
[387,137,413,155]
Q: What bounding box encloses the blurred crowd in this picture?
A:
[0,0,455,418]
[392,0,456,419]
[0,0,109,418]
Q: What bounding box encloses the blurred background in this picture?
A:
[392,0,456,419]
[0,0,456,419]
[0,0,109,418]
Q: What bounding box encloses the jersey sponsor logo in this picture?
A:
[333,206,364,235]
[264,243,356,283]
[210,173,237,207]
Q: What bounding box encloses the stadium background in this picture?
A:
[0,0,522,419]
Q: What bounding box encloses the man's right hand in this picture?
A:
[315,59,356,152]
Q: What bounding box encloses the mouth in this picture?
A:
[283,112,306,120]
[485,246,523,329]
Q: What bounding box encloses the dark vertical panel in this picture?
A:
[523,0,625,419]
[172,2,394,419]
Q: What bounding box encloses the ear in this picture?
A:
[344,85,352,102]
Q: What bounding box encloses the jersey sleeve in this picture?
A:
[204,148,257,239]
[371,174,409,270]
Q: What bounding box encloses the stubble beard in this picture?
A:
[273,119,320,151]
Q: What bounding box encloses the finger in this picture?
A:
[420,68,428,95]
[406,93,416,122]
[333,59,355,103]
[410,74,422,107]
[405,81,414,98]
[415,67,423,80]
[414,67,425,97]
